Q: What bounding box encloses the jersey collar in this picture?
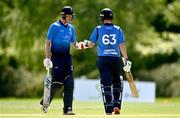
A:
[59,20,68,28]
[103,23,113,26]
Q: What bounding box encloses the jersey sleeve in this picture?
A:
[71,27,76,43]
[47,24,55,41]
[118,28,125,44]
[90,27,98,43]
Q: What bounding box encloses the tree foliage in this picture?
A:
[0,0,180,97]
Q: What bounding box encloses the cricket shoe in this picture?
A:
[63,110,75,115]
[40,105,48,113]
[106,113,112,115]
[113,107,120,115]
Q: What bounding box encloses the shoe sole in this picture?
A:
[106,113,112,115]
[63,113,75,115]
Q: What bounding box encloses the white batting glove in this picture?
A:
[43,58,53,69]
[83,40,90,48]
[123,60,132,72]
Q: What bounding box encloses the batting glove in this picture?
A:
[123,59,132,72]
[84,40,90,47]
[43,58,53,69]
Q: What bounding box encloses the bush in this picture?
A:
[137,61,180,97]
[0,66,43,97]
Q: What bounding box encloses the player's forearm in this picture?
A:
[45,40,51,58]
[119,43,128,59]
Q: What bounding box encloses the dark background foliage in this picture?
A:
[0,0,180,97]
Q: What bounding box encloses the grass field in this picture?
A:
[0,98,180,118]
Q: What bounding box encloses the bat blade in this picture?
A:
[43,75,51,107]
[125,71,139,97]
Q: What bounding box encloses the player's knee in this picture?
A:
[113,83,122,91]
[113,76,123,89]
[51,82,63,90]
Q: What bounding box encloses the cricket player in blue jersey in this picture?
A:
[40,6,82,115]
[83,8,132,115]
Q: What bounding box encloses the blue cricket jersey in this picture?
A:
[90,24,124,57]
[47,20,76,54]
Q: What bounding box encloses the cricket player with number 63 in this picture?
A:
[81,8,132,115]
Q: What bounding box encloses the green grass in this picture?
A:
[0,98,180,118]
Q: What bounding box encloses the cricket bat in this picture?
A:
[43,68,51,107]
[125,71,139,97]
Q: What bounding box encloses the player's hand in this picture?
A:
[77,42,85,49]
[43,58,53,69]
[123,59,132,72]
[77,41,89,50]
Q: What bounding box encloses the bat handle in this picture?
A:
[47,68,50,77]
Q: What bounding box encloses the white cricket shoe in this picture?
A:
[63,110,75,115]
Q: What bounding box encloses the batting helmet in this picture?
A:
[100,8,113,21]
[60,6,75,19]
